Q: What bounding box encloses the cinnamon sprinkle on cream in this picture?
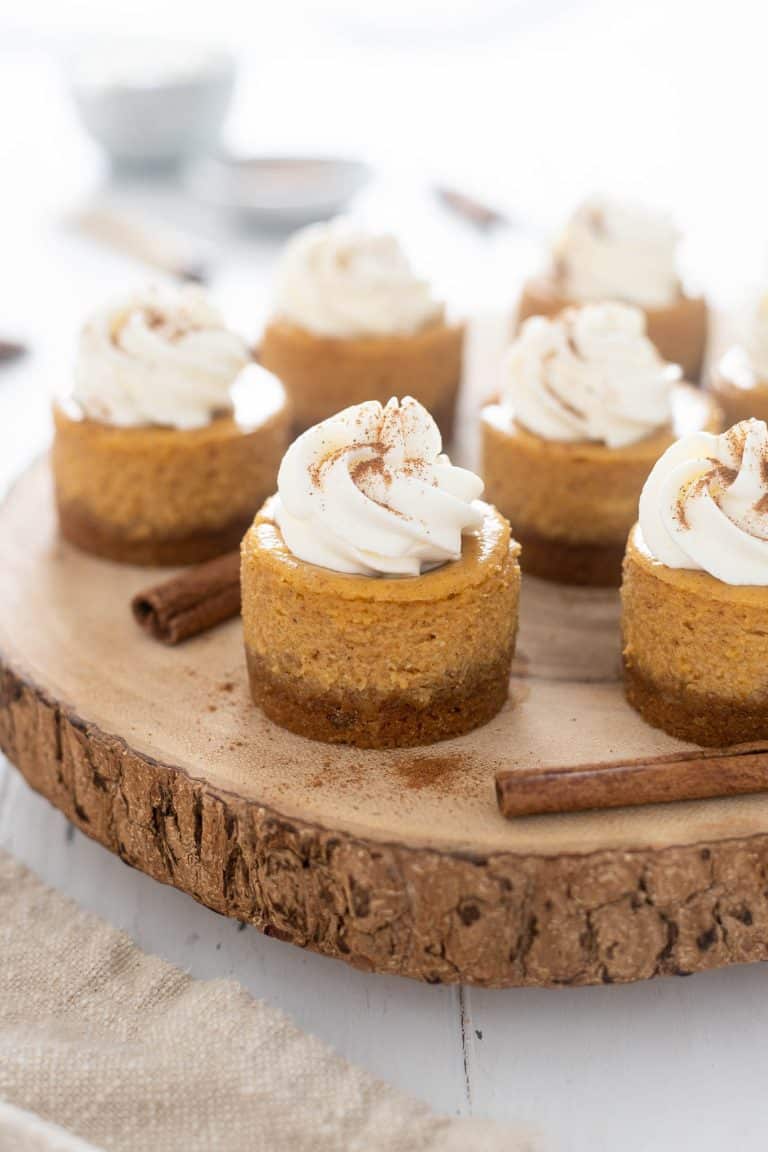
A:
[724,423,748,459]
[712,463,738,488]
[350,454,391,488]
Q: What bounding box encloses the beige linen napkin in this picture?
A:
[0,850,528,1152]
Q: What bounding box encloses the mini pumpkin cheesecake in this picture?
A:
[242,396,521,748]
[53,285,290,566]
[259,218,463,441]
[710,294,768,425]
[518,199,708,381]
[622,419,768,745]
[481,304,721,586]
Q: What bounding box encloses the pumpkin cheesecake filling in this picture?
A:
[622,419,768,745]
[242,396,520,748]
[54,378,289,565]
[260,318,462,441]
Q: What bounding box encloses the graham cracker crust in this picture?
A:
[623,661,768,747]
[246,647,512,749]
[516,528,625,587]
[58,501,251,567]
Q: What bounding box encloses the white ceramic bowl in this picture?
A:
[69,44,235,167]
[184,155,371,226]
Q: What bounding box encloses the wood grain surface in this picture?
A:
[3,460,768,986]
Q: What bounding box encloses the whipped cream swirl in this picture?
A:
[552,198,680,308]
[639,419,768,585]
[273,396,484,576]
[73,285,250,428]
[273,218,442,338]
[502,304,679,449]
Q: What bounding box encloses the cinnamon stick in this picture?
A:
[71,207,210,283]
[434,184,506,230]
[132,550,240,645]
[0,339,27,363]
[495,743,768,818]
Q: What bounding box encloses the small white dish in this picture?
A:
[184,155,371,226]
[69,43,235,168]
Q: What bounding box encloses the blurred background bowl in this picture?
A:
[184,154,372,227]
[69,42,235,169]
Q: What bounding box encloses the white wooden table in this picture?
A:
[3,11,768,1147]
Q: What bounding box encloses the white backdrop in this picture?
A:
[2,5,768,1148]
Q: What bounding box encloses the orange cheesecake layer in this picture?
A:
[621,525,768,746]
[53,397,290,566]
[259,318,463,442]
[518,278,709,382]
[480,385,721,586]
[241,497,521,748]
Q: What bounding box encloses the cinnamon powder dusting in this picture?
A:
[306,759,365,791]
[724,423,748,459]
[709,460,738,488]
[308,439,386,488]
[395,754,466,792]
[307,445,343,487]
[305,753,472,797]
[677,460,740,530]
[307,423,421,519]
[673,488,690,530]
[350,454,391,488]
[680,474,711,525]
[674,424,768,534]
[110,304,199,347]
[144,307,166,331]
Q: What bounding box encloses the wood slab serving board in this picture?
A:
[3,458,768,988]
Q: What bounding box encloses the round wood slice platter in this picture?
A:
[4,460,768,987]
